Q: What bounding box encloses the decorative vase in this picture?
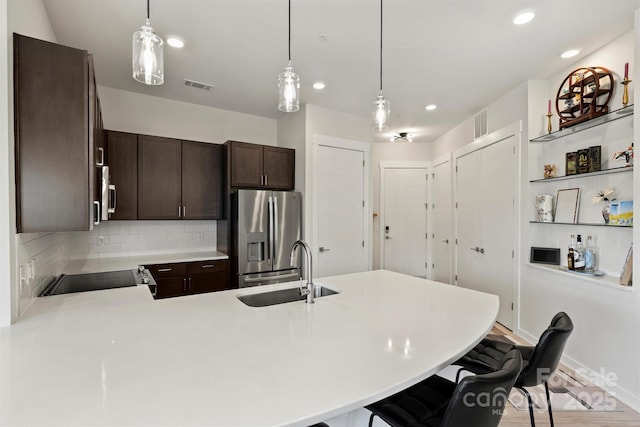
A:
[602,201,610,224]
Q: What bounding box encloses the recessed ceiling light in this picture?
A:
[313,82,326,90]
[167,37,184,48]
[561,49,580,59]
[425,104,437,111]
[513,11,535,25]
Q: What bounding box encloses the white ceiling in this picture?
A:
[42,0,640,143]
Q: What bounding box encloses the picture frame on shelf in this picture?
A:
[577,149,589,174]
[566,152,577,175]
[620,245,633,286]
[588,145,602,172]
[555,188,581,224]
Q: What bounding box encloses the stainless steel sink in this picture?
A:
[237,285,338,307]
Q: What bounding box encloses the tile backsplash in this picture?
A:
[16,232,69,316]
[68,220,217,259]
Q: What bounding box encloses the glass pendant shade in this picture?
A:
[372,93,390,131]
[132,19,164,85]
[278,61,300,112]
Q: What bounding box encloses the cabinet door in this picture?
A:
[263,146,295,190]
[14,34,90,232]
[138,135,182,219]
[187,272,229,294]
[182,141,221,219]
[229,141,263,188]
[154,276,186,299]
[107,131,138,220]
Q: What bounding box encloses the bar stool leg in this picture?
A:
[544,381,555,427]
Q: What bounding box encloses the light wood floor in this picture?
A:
[493,323,640,426]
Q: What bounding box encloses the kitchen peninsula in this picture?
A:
[0,270,498,426]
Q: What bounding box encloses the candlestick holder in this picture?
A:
[621,77,632,107]
[546,112,553,134]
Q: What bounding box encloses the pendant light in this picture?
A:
[372,0,390,131]
[278,0,300,112]
[132,0,164,85]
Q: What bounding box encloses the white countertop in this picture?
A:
[64,250,228,274]
[0,270,498,426]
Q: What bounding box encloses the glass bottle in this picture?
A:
[584,235,596,273]
[567,247,575,271]
[574,234,585,270]
[567,234,576,270]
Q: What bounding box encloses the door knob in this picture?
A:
[442,239,449,244]
[319,247,331,253]
[385,236,392,240]
[470,247,479,252]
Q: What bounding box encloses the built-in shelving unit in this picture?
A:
[529,166,633,183]
[526,262,632,292]
[530,104,633,143]
[529,221,631,227]
[529,101,633,285]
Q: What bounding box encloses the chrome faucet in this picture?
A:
[289,240,314,304]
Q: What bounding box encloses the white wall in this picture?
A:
[522,29,640,409]
[433,27,640,409]
[371,143,431,270]
[99,86,277,145]
[2,0,63,325]
[302,104,372,249]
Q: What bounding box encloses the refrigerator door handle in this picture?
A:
[268,196,274,265]
[273,196,279,264]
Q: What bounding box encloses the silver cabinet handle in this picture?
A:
[319,247,331,253]
[183,206,186,218]
[96,147,104,167]
[201,264,215,269]
[188,277,192,292]
[108,184,116,214]
[183,278,187,293]
[158,268,172,272]
[265,175,268,186]
[178,206,181,218]
[93,201,100,225]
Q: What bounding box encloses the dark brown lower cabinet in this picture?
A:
[147,259,229,299]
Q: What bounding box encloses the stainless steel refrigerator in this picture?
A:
[233,190,302,287]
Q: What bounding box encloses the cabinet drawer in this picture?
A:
[147,262,187,278]
[154,276,186,299]
[187,272,228,294]
[187,260,228,275]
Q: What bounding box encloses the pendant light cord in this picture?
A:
[147,0,150,20]
[288,0,292,61]
[379,0,383,92]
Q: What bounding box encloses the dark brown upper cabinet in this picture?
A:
[138,135,182,220]
[182,141,222,219]
[14,34,101,233]
[227,141,294,190]
[106,131,138,220]
[138,135,221,220]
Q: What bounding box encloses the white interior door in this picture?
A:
[455,136,515,329]
[316,144,367,278]
[382,168,427,277]
[432,159,452,284]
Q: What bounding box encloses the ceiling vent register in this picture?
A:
[184,79,214,91]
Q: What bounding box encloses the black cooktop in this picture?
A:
[41,270,137,296]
